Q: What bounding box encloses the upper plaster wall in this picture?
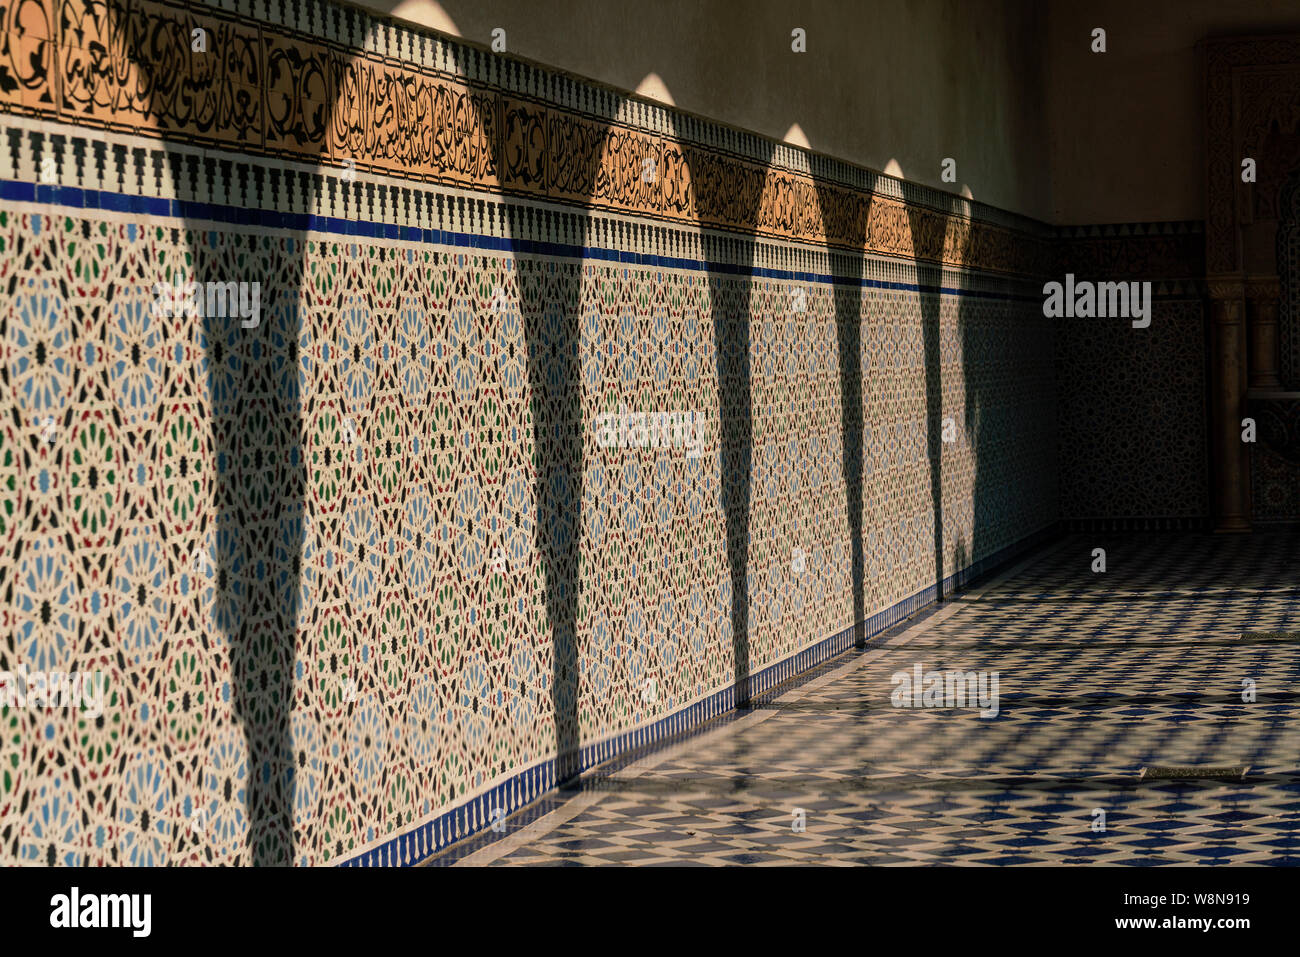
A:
[362,0,1300,227]
[360,0,1053,222]
[1046,0,1300,225]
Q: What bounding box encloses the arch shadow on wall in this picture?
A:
[45,0,1028,865]
[101,0,789,861]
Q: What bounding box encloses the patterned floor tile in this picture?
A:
[435,531,1300,866]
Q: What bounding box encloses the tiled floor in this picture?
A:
[435,531,1300,865]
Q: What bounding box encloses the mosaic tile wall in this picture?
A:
[1054,223,1210,526]
[1282,178,1300,390]
[1253,400,1300,520]
[1262,182,1300,521]
[0,0,1058,865]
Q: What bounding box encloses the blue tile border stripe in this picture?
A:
[1,176,1042,302]
[340,521,1064,867]
[5,177,1202,302]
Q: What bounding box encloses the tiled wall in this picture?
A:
[1054,219,1300,527]
[1263,187,1300,521]
[1054,222,1210,526]
[1253,406,1300,521]
[0,0,1058,866]
[1282,181,1300,389]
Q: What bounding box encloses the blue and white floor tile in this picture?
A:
[432,531,1300,866]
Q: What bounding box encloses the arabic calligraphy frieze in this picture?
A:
[0,0,1049,273]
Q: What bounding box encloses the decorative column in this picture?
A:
[1208,275,1252,532]
[1246,275,1283,389]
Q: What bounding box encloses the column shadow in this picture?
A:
[122,6,350,864]
[706,143,774,709]
[813,172,877,647]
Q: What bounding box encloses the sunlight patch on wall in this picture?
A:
[386,0,461,36]
[782,123,811,149]
[634,73,676,106]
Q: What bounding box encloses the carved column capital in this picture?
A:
[1206,273,1246,302]
[1245,275,1281,300]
